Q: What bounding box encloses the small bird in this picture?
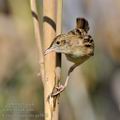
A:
[45,18,94,96]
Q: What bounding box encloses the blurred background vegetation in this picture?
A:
[0,0,120,120]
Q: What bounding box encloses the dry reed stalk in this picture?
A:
[30,0,45,85]
[43,0,58,119]
[31,0,63,119]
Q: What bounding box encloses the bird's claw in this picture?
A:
[51,84,65,97]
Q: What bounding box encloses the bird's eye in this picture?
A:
[56,41,60,45]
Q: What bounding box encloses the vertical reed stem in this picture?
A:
[43,0,58,119]
[30,0,45,84]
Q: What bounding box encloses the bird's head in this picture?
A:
[44,34,72,55]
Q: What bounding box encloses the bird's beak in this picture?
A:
[44,47,55,55]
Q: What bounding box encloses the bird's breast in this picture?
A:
[65,54,89,64]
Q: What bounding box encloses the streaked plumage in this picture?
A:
[44,18,94,96]
[45,19,94,65]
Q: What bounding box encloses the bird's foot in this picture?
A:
[51,84,66,97]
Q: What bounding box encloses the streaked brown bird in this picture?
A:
[45,18,94,96]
